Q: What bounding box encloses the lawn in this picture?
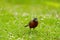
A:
[0,0,60,40]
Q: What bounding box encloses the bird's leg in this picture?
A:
[29,28,33,34]
[29,28,31,33]
[33,28,35,30]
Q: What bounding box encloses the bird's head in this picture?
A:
[33,18,38,22]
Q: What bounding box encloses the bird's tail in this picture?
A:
[25,25,28,27]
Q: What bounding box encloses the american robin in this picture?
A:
[25,18,38,29]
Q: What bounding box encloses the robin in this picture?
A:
[25,18,38,29]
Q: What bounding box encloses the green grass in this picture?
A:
[0,0,60,40]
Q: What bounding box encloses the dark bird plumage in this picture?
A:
[25,18,38,29]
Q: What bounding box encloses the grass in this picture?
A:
[0,0,60,40]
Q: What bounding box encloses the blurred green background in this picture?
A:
[0,0,60,40]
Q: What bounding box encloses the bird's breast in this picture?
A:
[29,21,38,28]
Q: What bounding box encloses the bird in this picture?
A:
[25,18,38,29]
